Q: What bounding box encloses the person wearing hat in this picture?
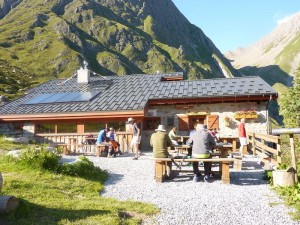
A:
[150,124,174,179]
[127,117,141,160]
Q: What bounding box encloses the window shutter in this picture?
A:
[178,114,189,131]
[207,115,219,129]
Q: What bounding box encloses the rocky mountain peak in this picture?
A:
[225,11,300,86]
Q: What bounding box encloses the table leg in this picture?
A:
[219,147,228,174]
[221,161,230,184]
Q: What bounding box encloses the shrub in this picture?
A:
[19,146,60,171]
[57,156,107,181]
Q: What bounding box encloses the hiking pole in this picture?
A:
[169,155,181,170]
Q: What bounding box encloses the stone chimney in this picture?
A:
[77,61,90,84]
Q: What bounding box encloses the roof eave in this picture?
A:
[148,94,277,105]
[0,110,145,122]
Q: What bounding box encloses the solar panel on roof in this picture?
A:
[26,93,53,104]
[25,91,100,104]
[73,92,98,101]
[58,92,81,102]
[39,93,66,103]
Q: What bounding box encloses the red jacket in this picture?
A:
[238,123,246,137]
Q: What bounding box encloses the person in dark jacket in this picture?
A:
[188,124,216,182]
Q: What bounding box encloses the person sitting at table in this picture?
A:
[151,124,174,180]
[108,127,122,156]
[188,124,216,182]
[168,126,179,145]
[96,128,113,157]
[186,124,197,156]
[209,128,219,142]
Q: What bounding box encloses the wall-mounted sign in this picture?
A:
[186,111,210,116]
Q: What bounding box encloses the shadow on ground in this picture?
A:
[2,199,110,225]
[231,160,269,186]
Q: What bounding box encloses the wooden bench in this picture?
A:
[50,142,106,156]
[77,144,108,156]
[153,157,236,184]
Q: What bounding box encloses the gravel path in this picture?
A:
[62,153,299,225]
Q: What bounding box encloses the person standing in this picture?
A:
[188,124,216,182]
[128,117,141,160]
[150,124,174,179]
[238,118,247,157]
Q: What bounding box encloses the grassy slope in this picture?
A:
[0,0,235,100]
[0,139,158,224]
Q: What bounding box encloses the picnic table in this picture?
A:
[173,144,191,154]
[156,142,236,183]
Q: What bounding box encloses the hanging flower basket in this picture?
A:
[234,110,258,119]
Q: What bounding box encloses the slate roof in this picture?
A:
[0,74,277,115]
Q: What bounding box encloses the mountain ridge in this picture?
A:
[0,0,240,89]
[225,11,300,86]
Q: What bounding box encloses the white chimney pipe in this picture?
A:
[77,67,90,84]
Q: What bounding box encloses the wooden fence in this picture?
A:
[247,132,281,166]
[34,132,133,154]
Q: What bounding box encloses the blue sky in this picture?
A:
[173,0,300,53]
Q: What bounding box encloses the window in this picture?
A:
[144,117,161,130]
[107,121,126,131]
[36,124,55,133]
[167,117,175,126]
[188,116,205,129]
[85,122,106,133]
[57,123,77,133]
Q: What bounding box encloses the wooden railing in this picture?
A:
[34,132,133,154]
[247,132,281,165]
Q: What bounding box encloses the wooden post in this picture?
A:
[252,133,256,155]
[0,196,20,214]
[232,139,237,152]
[289,134,298,183]
[261,138,266,155]
[277,137,282,165]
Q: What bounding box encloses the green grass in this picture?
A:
[274,183,300,221]
[0,137,33,153]
[0,140,159,224]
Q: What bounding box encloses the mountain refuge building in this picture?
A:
[0,67,278,150]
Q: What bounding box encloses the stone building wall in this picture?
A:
[141,101,269,151]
